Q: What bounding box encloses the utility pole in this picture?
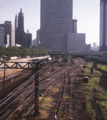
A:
[3,62,5,98]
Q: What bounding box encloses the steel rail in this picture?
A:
[0,65,69,120]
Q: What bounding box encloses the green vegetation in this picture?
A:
[82,62,107,119]
[0,46,48,57]
[39,96,54,118]
[97,64,107,72]
[86,62,93,68]
[83,62,102,77]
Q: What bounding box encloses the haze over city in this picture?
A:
[0,1,107,120]
[0,0,100,46]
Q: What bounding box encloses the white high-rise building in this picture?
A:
[11,25,15,46]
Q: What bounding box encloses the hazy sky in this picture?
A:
[0,0,100,46]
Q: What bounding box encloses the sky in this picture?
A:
[0,0,100,46]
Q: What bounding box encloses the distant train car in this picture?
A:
[85,56,107,63]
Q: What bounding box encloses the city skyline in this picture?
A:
[0,0,100,46]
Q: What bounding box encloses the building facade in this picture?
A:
[25,30,32,48]
[100,0,107,51]
[0,21,15,46]
[0,27,4,46]
[68,33,86,52]
[40,0,73,53]
[40,0,89,53]
[15,9,25,45]
[15,9,32,48]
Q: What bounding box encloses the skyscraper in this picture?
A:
[15,9,32,48]
[40,0,73,53]
[15,14,18,28]
[100,0,107,51]
[15,8,25,45]
[40,0,87,53]
[18,8,24,30]
[25,30,32,48]
[0,21,15,46]
[0,27,4,46]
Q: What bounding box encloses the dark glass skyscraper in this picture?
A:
[15,8,25,45]
[15,8,32,48]
[18,8,24,30]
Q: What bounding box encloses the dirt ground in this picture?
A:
[34,62,87,120]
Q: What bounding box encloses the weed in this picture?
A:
[40,106,45,110]
[82,62,107,119]
[97,64,107,72]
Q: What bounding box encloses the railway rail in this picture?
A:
[0,63,70,120]
[0,58,86,120]
[0,61,53,100]
[55,59,86,120]
[0,70,33,99]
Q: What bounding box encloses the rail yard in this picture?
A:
[0,55,107,120]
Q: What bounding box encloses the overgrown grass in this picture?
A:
[97,64,107,72]
[82,62,107,119]
[59,94,70,119]
[82,77,100,120]
[39,82,60,119]
[39,96,54,118]
[86,62,93,68]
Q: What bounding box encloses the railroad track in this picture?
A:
[93,98,104,120]
[55,60,86,120]
[0,64,69,120]
[0,70,29,89]
[0,58,85,120]
[0,62,61,105]
[92,63,106,120]
[14,68,68,120]
[0,70,33,100]
[0,62,55,100]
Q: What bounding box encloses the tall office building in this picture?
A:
[15,9,32,48]
[40,0,88,53]
[18,8,24,30]
[15,14,18,28]
[11,25,15,46]
[0,21,15,46]
[72,19,77,33]
[100,0,107,51]
[25,30,32,48]
[0,27,4,46]
[15,8,25,45]
[41,0,73,52]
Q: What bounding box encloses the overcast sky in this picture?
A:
[0,0,100,46]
